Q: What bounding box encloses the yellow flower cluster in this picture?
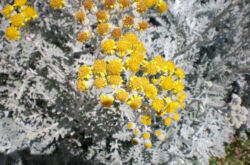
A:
[2,0,38,40]
[75,0,178,148]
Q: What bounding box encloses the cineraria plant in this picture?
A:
[0,0,249,165]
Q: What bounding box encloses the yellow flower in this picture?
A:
[78,64,92,80]
[2,5,14,18]
[75,11,86,22]
[133,128,140,135]
[22,6,38,22]
[133,41,146,55]
[137,21,148,32]
[132,138,139,145]
[127,122,135,129]
[100,95,114,108]
[173,113,179,121]
[145,141,152,148]
[177,93,187,103]
[116,89,129,103]
[94,77,107,89]
[107,59,124,75]
[96,10,109,22]
[173,80,184,94]
[5,26,21,41]
[153,55,165,71]
[77,79,88,91]
[50,0,66,10]
[162,61,175,74]
[143,132,150,139]
[127,93,142,110]
[130,51,145,64]
[123,15,134,29]
[10,13,25,28]
[126,57,141,73]
[136,1,147,14]
[157,0,168,13]
[93,59,107,76]
[111,27,122,39]
[164,117,171,126]
[108,75,123,87]
[123,32,138,47]
[166,101,179,114]
[141,77,150,90]
[84,0,95,11]
[156,110,165,117]
[96,23,110,35]
[104,0,116,9]
[143,0,157,8]
[77,31,91,43]
[143,60,160,75]
[144,84,157,99]
[116,39,131,57]
[141,115,151,126]
[151,98,165,112]
[175,67,185,79]
[159,76,174,90]
[117,0,130,9]
[101,39,116,56]
[155,130,162,137]
[14,0,27,9]
[129,76,143,91]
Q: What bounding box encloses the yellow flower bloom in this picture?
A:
[77,31,91,43]
[129,76,143,91]
[143,0,157,8]
[96,23,110,35]
[116,39,131,57]
[145,141,152,148]
[123,15,134,29]
[14,0,27,9]
[144,84,157,99]
[93,59,107,76]
[153,55,165,71]
[101,39,116,56]
[151,98,165,112]
[77,79,88,91]
[143,60,160,75]
[116,89,129,103]
[22,6,38,22]
[156,110,165,117]
[2,5,14,18]
[141,115,151,126]
[104,0,116,9]
[157,0,168,13]
[130,51,145,64]
[50,0,66,10]
[94,77,107,89]
[133,41,146,55]
[164,117,171,126]
[75,11,86,22]
[118,0,130,9]
[127,93,142,110]
[177,93,187,103]
[78,64,92,80]
[136,1,147,14]
[127,122,135,129]
[166,101,179,114]
[84,0,95,11]
[96,10,109,22]
[137,21,148,32]
[100,95,114,108]
[143,132,150,139]
[123,32,138,47]
[5,26,21,41]
[175,67,185,79]
[107,59,124,75]
[159,76,174,90]
[141,77,150,90]
[126,57,141,73]
[173,113,179,121]
[173,80,184,94]
[162,61,175,73]
[111,27,122,39]
[108,75,123,87]
[133,128,139,135]
[10,13,25,28]
[155,130,162,137]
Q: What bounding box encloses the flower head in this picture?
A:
[162,61,175,74]
[133,41,146,55]
[123,15,134,29]
[130,51,145,64]
[50,0,65,10]
[116,89,129,102]
[143,0,157,8]
[96,23,110,35]
[127,122,135,129]
[143,132,150,139]
[108,75,123,87]
[151,98,165,112]
[123,32,138,47]
[175,67,185,79]
[126,57,141,73]
[177,93,187,103]
[107,59,124,75]
[84,0,95,11]
[96,10,109,22]
[104,0,116,9]
[141,115,151,126]
[10,13,25,27]
[173,80,184,94]
[77,79,88,91]
[166,101,179,114]
[100,95,114,108]
[143,60,160,75]
[157,0,168,14]
[129,76,143,91]
[111,27,122,39]
[116,39,131,57]
[144,84,157,99]
[164,117,171,126]
[93,59,107,76]
[117,0,130,9]
[137,21,148,32]
[127,93,142,110]
[2,5,14,18]
[5,26,21,40]
[78,64,92,80]
[101,39,116,56]
[155,130,162,137]
[94,77,107,89]
[77,31,90,43]
[173,113,179,121]
[14,0,27,9]
[75,11,86,22]
[136,1,147,14]
[159,76,174,91]
[22,6,38,22]
[144,141,152,148]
